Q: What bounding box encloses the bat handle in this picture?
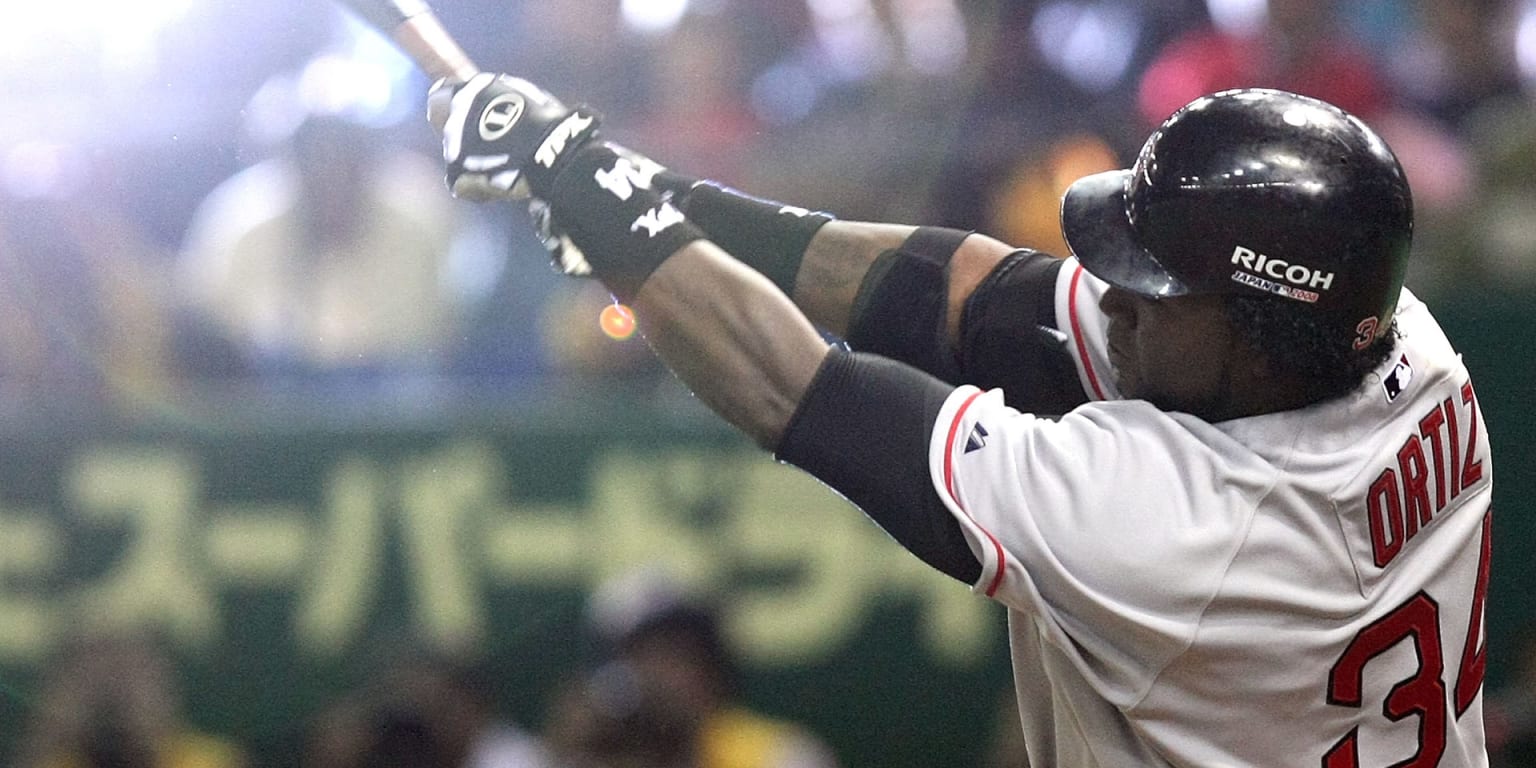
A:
[395,11,479,83]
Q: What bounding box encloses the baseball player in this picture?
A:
[432,75,1493,766]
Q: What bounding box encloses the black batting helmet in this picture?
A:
[1061,88,1413,350]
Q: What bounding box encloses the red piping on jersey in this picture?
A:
[1068,264,1108,401]
[942,389,1008,598]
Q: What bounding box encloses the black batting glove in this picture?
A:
[434,73,602,201]
[528,197,592,277]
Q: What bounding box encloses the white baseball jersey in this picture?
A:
[933,258,1492,767]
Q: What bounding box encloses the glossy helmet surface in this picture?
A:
[1061,88,1413,346]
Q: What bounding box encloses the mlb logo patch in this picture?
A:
[1382,354,1413,402]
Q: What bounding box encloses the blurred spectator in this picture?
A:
[0,191,176,417]
[622,12,761,186]
[1136,0,1389,127]
[544,662,702,768]
[305,648,550,768]
[1457,96,1536,290]
[925,2,1159,236]
[1382,0,1524,130]
[501,0,643,117]
[1335,1,1530,299]
[1384,81,1536,299]
[585,571,840,768]
[979,132,1120,255]
[173,60,488,385]
[13,632,245,768]
[1366,1,1524,285]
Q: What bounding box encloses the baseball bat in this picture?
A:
[332,0,479,83]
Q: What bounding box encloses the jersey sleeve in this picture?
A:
[1053,257,1120,402]
[927,386,1276,705]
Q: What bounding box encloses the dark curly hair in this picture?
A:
[1225,293,1398,404]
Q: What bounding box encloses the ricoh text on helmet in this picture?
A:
[1061,88,1413,350]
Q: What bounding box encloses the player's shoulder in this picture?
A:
[1373,287,1468,398]
[943,384,1256,471]
[1394,287,1453,354]
[1067,397,1258,459]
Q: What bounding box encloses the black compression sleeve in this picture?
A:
[578,147,833,297]
[669,179,834,296]
[775,348,981,584]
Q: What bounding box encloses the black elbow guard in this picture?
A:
[844,227,971,383]
[958,250,1086,414]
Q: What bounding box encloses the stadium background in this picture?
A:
[0,0,1533,765]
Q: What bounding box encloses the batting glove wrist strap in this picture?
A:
[548,141,707,301]
[610,154,834,297]
[674,182,834,297]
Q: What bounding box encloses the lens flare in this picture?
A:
[600,303,637,340]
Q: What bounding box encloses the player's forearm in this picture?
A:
[652,158,1022,364]
[791,221,916,336]
[632,241,831,449]
[655,173,911,335]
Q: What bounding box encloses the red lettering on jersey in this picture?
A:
[1397,437,1433,540]
[1443,395,1462,500]
[1364,379,1486,570]
[1417,407,1447,511]
[1455,510,1492,716]
[1324,592,1447,767]
[1367,469,1404,568]
[1323,732,1358,768]
[1459,382,1483,490]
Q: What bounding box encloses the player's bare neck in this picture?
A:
[1198,355,1320,422]
[1227,370,1322,421]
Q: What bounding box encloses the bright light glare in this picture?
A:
[299,56,397,122]
[750,61,820,126]
[621,0,690,36]
[3,142,77,199]
[809,0,894,81]
[0,0,194,78]
[1032,1,1139,92]
[600,304,638,341]
[1206,0,1267,37]
[1518,1,1536,83]
[894,0,966,75]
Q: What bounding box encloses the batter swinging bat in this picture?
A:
[332,0,478,83]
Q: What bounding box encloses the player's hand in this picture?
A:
[432,73,602,202]
[528,198,592,277]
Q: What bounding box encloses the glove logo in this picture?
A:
[631,202,685,238]
[595,156,662,201]
[535,112,596,169]
[478,93,527,142]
